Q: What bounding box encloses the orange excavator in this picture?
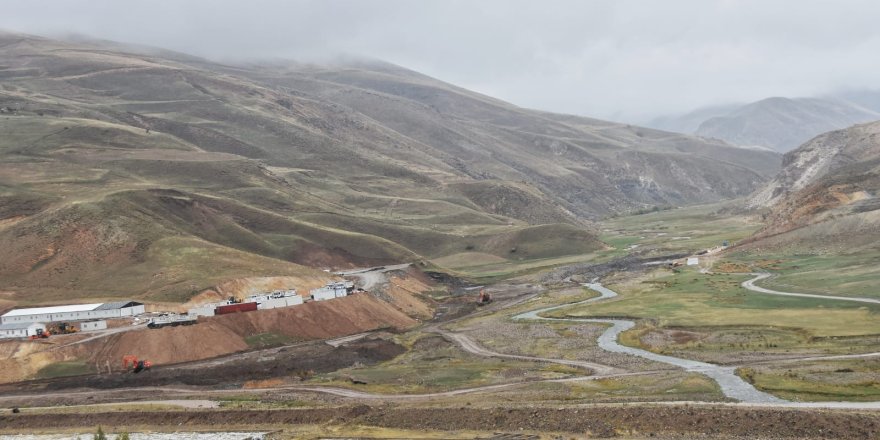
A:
[122,355,153,373]
[29,328,49,340]
[476,288,492,306]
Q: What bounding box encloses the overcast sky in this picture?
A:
[3,0,880,122]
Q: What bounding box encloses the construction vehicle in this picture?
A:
[29,328,49,340]
[476,289,492,306]
[122,355,152,373]
[48,322,77,335]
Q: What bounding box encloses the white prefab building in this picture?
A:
[0,301,146,325]
[79,320,108,332]
[258,295,304,310]
[309,282,349,301]
[0,322,47,339]
[247,290,304,310]
[188,305,216,318]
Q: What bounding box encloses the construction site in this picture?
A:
[0,265,429,380]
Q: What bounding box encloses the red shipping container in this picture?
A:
[214,302,258,315]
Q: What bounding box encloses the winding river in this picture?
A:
[513,282,787,403]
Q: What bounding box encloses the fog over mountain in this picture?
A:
[4,0,880,122]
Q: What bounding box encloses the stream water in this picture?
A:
[512,282,787,404]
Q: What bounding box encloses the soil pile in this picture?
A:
[94,293,416,365]
[212,292,417,340]
[373,269,435,320]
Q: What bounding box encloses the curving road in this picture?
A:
[742,273,880,305]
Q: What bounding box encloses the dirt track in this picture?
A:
[434,329,622,375]
[2,405,879,439]
[742,272,880,304]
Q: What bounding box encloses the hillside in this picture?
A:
[0,31,780,305]
[746,121,880,250]
[241,59,781,215]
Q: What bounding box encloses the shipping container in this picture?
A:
[214,302,258,315]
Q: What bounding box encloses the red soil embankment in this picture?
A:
[87,293,417,366]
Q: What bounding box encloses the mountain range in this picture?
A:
[0,31,780,304]
[649,94,880,153]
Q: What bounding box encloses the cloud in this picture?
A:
[3,0,880,121]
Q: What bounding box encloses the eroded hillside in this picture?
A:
[745,121,880,253]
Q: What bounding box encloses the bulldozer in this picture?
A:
[122,355,153,373]
[48,322,77,335]
[476,289,492,306]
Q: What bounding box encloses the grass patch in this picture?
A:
[520,372,722,402]
[442,251,607,284]
[244,332,297,348]
[600,201,761,257]
[727,251,880,299]
[35,361,92,379]
[550,268,880,338]
[740,358,880,402]
[313,334,582,394]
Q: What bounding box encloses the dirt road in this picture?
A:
[742,273,880,305]
[433,329,622,375]
[54,323,148,348]
[335,264,411,290]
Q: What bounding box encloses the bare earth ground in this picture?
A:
[1,405,879,439]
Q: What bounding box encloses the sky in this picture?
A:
[2,0,880,122]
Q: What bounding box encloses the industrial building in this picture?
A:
[251,290,304,310]
[0,322,47,338]
[188,290,303,317]
[0,301,146,325]
[310,281,353,301]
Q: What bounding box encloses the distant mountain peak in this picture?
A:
[647,93,880,153]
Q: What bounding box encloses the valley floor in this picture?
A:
[1,202,878,439]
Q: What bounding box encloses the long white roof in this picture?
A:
[0,322,44,330]
[2,303,104,317]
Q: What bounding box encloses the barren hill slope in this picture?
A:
[0,31,779,304]
[746,121,880,251]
